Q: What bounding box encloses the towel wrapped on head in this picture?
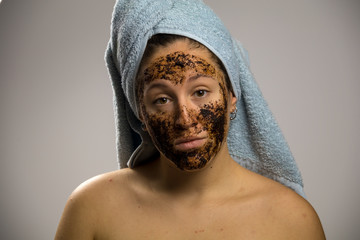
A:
[105,0,305,198]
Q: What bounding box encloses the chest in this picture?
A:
[95,201,280,240]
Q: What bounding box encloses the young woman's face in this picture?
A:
[137,40,235,171]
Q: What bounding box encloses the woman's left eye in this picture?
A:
[194,90,208,97]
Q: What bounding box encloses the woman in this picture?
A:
[55,0,325,239]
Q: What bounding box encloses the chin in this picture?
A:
[160,139,222,171]
[170,154,214,172]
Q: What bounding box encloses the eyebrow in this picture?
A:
[188,74,217,82]
[145,82,171,93]
[145,74,216,93]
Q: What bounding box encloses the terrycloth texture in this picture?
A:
[105,0,305,198]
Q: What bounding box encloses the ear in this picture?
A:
[229,91,237,112]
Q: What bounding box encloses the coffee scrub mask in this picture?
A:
[138,51,230,171]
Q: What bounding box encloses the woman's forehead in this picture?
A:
[140,58,228,103]
[136,39,229,100]
[140,40,216,72]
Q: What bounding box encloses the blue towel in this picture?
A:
[105,0,305,198]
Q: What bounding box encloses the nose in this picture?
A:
[175,102,194,129]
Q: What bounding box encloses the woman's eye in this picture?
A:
[194,90,208,97]
[154,97,169,105]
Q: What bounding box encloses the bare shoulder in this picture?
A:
[268,186,325,239]
[55,169,134,240]
[71,168,132,198]
[243,170,326,239]
[63,169,134,209]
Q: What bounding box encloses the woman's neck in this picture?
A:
[140,143,243,204]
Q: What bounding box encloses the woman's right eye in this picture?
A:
[194,89,208,98]
[154,97,169,105]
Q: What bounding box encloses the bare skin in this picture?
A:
[55,40,325,240]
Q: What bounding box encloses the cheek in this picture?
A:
[199,101,227,142]
[144,112,176,145]
[199,76,229,136]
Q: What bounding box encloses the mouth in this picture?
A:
[174,136,207,151]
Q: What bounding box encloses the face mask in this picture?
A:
[139,51,229,171]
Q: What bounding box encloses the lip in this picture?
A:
[174,136,207,151]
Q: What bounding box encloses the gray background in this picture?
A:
[1,0,359,239]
